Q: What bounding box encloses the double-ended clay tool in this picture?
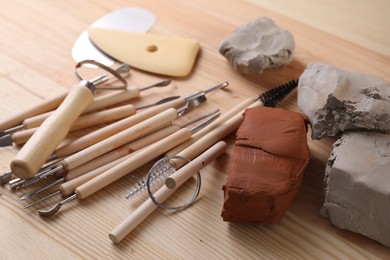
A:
[15,92,212,190]
[10,60,128,180]
[8,81,228,189]
[0,93,177,147]
[36,112,221,217]
[21,110,220,207]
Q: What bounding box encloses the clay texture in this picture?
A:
[219,17,295,74]
[322,131,390,247]
[297,63,390,139]
[222,107,310,224]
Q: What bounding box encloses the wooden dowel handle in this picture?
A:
[83,87,140,113]
[166,97,257,157]
[109,141,227,244]
[60,153,132,197]
[0,92,67,130]
[21,88,140,130]
[65,125,179,181]
[12,104,137,146]
[62,108,178,171]
[70,104,136,130]
[12,128,37,146]
[171,100,262,169]
[10,83,94,179]
[75,128,192,200]
[55,98,186,158]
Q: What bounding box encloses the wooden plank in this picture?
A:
[0,0,389,258]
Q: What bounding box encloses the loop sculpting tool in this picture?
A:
[109,141,227,243]
[10,60,128,179]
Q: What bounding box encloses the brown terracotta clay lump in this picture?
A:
[222,107,310,223]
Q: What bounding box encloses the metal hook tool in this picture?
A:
[10,60,129,180]
[20,109,219,204]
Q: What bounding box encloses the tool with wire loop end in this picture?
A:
[109,141,227,243]
[10,60,128,180]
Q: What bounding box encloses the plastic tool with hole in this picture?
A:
[88,27,200,77]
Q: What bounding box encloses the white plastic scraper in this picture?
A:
[72,7,156,66]
[88,28,200,77]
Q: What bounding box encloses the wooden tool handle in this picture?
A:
[170,100,262,169]
[12,128,37,146]
[10,83,94,179]
[108,141,227,244]
[22,88,140,129]
[0,92,66,130]
[75,128,192,200]
[83,87,140,113]
[63,108,178,171]
[61,153,132,197]
[166,97,257,157]
[71,104,136,130]
[55,98,186,158]
[13,104,137,145]
[62,125,180,196]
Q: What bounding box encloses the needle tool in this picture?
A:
[17,96,207,189]
[21,109,219,204]
[109,141,227,243]
[10,60,128,180]
[36,112,221,217]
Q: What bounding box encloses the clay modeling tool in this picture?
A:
[10,60,128,180]
[88,27,200,77]
[166,79,299,157]
[109,141,227,243]
[45,82,227,162]
[0,64,129,137]
[21,111,219,205]
[72,7,156,66]
[8,82,227,189]
[36,113,221,217]
[19,98,207,188]
[0,77,170,139]
[0,95,178,147]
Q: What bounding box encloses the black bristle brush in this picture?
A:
[258,79,299,107]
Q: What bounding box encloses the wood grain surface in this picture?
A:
[0,0,389,258]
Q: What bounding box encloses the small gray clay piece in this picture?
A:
[322,131,390,247]
[298,63,390,139]
[219,17,295,74]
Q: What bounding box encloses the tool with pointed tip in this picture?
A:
[19,98,204,188]
[0,94,179,147]
[10,60,128,180]
[21,110,219,205]
[9,82,227,189]
[37,112,220,217]
[0,64,129,138]
[46,82,227,161]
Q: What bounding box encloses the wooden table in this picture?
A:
[1,0,389,258]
